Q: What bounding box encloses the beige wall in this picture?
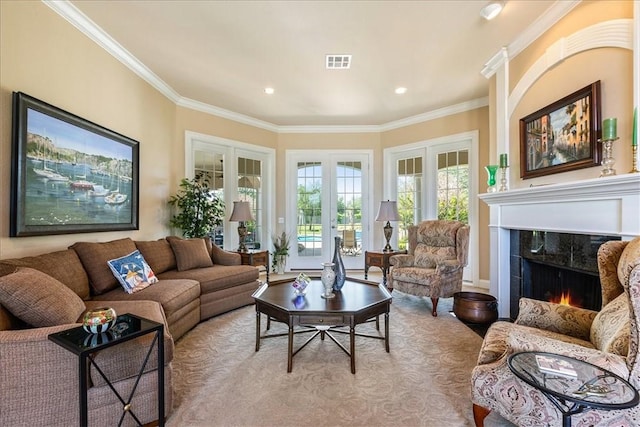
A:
[507,0,634,187]
[0,1,176,258]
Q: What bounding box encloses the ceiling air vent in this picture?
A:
[326,55,351,69]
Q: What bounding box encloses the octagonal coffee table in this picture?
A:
[252,277,392,374]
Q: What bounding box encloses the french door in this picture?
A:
[286,150,371,270]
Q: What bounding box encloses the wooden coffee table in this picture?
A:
[252,277,392,374]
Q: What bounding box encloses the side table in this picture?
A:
[364,250,407,286]
[239,249,269,282]
[49,313,165,427]
[508,351,639,427]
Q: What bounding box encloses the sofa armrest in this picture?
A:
[389,254,414,268]
[0,324,83,425]
[515,297,597,341]
[507,329,629,379]
[211,244,241,265]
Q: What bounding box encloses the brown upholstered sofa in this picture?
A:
[0,236,260,426]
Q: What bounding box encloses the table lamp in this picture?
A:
[229,201,253,252]
[375,200,400,252]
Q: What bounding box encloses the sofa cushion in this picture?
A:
[0,267,86,327]
[0,249,91,300]
[71,238,138,295]
[135,238,176,274]
[167,236,213,271]
[158,265,258,294]
[590,293,630,356]
[107,250,159,294]
[92,279,201,320]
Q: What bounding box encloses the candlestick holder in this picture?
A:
[630,145,639,173]
[599,137,618,177]
[498,166,508,191]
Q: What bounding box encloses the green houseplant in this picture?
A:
[271,231,290,274]
[168,177,225,238]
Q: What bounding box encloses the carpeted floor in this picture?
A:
[167,290,518,426]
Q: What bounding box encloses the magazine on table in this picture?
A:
[535,354,578,378]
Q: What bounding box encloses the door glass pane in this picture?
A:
[297,162,322,257]
[238,157,262,249]
[437,149,469,223]
[194,150,224,247]
[336,161,362,256]
[396,156,422,250]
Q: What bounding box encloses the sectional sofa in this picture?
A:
[0,235,260,426]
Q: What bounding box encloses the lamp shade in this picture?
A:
[229,201,253,222]
[375,200,400,222]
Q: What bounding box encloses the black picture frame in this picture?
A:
[519,81,602,179]
[10,92,139,236]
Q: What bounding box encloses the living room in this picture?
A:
[1,1,640,426]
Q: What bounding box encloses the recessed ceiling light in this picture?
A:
[395,87,407,95]
[326,55,352,69]
[264,87,274,95]
[480,1,504,20]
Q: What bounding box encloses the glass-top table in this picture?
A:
[508,351,639,427]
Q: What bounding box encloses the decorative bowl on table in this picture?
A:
[82,307,117,334]
[292,272,311,296]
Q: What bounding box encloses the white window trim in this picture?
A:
[185,130,275,251]
[382,130,479,286]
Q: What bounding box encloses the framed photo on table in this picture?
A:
[519,81,602,179]
[10,92,139,236]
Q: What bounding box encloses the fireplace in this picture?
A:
[509,230,620,318]
[479,174,640,319]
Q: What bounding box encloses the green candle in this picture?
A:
[499,153,508,168]
[603,117,617,140]
[633,108,637,147]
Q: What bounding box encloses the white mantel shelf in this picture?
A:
[479,173,640,317]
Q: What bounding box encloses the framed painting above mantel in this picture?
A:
[10,92,139,237]
[519,81,602,179]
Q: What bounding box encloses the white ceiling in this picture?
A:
[64,0,570,129]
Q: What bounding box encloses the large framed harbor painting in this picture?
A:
[519,81,602,179]
[10,92,139,236]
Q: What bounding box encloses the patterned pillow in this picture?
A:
[107,250,158,294]
[0,267,86,327]
[590,293,630,356]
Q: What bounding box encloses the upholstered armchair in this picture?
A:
[388,220,469,316]
[471,237,640,427]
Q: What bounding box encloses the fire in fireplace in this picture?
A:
[509,230,620,319]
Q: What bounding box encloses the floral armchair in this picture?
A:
[471,237,640,426]
[388,220,469,316]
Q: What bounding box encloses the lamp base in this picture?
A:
[383,221,394,252]
[237,223,248,253]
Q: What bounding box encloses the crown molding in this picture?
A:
[43,0,181,103]
[177,97,280,132]
[481,0,581,78]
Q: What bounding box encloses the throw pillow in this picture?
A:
[70,238,138,295]
[0,267,86,327]
[167,236,214,271]
[107,250,159,294]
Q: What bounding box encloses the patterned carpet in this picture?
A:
[166,290,502,427]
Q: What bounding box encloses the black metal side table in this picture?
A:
[508,351,639,427]
[49,313,165,427]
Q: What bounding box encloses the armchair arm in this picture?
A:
[436,259,463,275]
[210,244,241,265]
[389,254,415,268]
[507,329,629,379]
[515,297,597,341]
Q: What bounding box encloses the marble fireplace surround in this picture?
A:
[479,174,640,318]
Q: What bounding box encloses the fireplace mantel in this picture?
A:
[479,174,640,317]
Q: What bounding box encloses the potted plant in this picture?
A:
[168,177,225,238]
[271,231,290,274]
